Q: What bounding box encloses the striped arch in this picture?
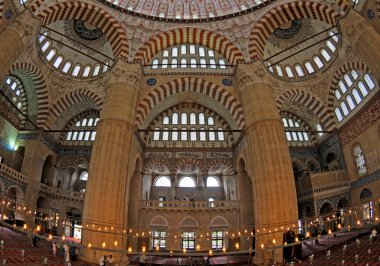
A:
[291,157,306,171]
[249,0,349,60]
[206,159,235,175]
[9,62,49,129]
[44,89,103,129]
[276,88,335,130]
[0,0,3,21]
[175,158,205,175]
[7,184,25,200]
[32,1,128,59]
[280,110,317,142]
[327,61,370,112]
[134,28,245,65]
[143,158,174,174]
[136,78,245,129]
[304,157,321,171]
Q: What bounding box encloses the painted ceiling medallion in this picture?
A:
[273,19,303,39]
[73,20,104,41]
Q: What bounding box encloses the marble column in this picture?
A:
[340,10,380,79]
[235,63,298,265]
[0,10,40,79]
[81,61,141,259]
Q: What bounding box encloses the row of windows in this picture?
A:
[268,31,338,79]
[65,117,99,141]
[161,113,215,126]
[151,44,228,70]
[152,230,224,250]
[334,71,376,122]
[39,32,109,78]
[3,76,24,110]
[153,128,225,142]
[282,118,311,142]
[151,58,227,69]
[155,176,220,188]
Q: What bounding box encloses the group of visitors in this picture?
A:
[52,241,78,265]
[99,254,115,265]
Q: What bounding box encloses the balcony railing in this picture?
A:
[0,163,29,183]
[140,200,240,211]
[297,170,349,199]
[39,184,84,201]
[0,163,84,202]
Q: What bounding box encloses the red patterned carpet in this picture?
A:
[0,226,91,266]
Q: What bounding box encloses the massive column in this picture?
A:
[235,63,298,265]
[82,61,141,258]
[340,10,380,78]
[0,10,40,78]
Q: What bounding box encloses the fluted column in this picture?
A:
[82,61,141,257]
[340,10,380,78]
[0,10,40,78]
[235,63,298,265]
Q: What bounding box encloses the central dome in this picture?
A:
[102,0,271,21]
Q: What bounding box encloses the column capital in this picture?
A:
[108,60,142,88]
[234,62,270,91]
[7,10,41,47]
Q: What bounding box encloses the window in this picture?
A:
[313,56,324,69]
[285,66,294,78]
[304,61,315,74]
[2,76,25,111]
[162,128,169,141]
[155,176,171,187]
[172,128,178,141]
[208,197,216,207]
[207,117,215,125]
[62,61,72,73]
[162,116,170,125]
[294,64,305,77]
[152,231,167,250]
[181,128,188,141]
[53,56,63,68]
[46,49,56,61]
[153,128,160,141]
[316,124,323,137]
[182,232,195,250]
[217,128,224,141]
[200,128,206,141]
[181,113,188,125]
[189,45,196,54]
[82,66,91,78]
[209,129,216,141]
[72,64,81,77]
[282,117,310,143]
[334,71,378,123]
[190,128,197,141]
[198,113,205,125]
[190,113,196,125]
[65,115,98,143]
[211,231,224,250]
[275,65,283,77]
[354,145,367,176]
[321,49,331,62]
[80,172,88,181]
[172,113,179,125]
[179,177,196,187]
[207,177,219,187]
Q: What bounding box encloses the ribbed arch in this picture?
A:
[134,28,245,65]
[136,78,245,129]
[249,0,349,60]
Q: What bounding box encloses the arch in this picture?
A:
[179,216,199,228]
[7,184,24,200]
[41,155,55,185]
[44,89,102,129]
[248,1,349,60]
[49,199,60,210]
[209,215,229,228]
[319,201,334,215]
[327,61,370,113]
[175,158,205,175]
[337,196,350,209]
[360,188,372,200]
[32,1,128,59]
[276,88,335,130]
[150,215,169,227]
[9,62,49,129]
[207,159,235,175]
[143,158,173,174]
[134,28,245,65]
[136,78,245,129]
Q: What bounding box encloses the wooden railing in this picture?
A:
[297,170,349,199]
[140,200,240,211]
[0,163,29,183]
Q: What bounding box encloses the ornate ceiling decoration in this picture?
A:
[100,0,272,22]
[273,19,302,39]
[73,20,104,41]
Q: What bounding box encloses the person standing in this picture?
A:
[99,255,107,266]
[63,243,70,265]
[52,242,57,256]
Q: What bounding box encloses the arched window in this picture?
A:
[181,113,188,125]
[153,128,160,141]
[80,172,88,181]
[162,128,169,141]
[353,144,367,176]
[162,116,170,125]
[179,177,196,187]
[53,56,63,68]
[189,113,196,125]
[295,64,304,77]
[282,116,310,144]
[155,176,171,187]
[2,76,25,112]
[172,113,179,125]
[334,71,378,123]
[207,177,219,187]
[65,115,99,143]
[316,124,323,137]
[217,128,224,141]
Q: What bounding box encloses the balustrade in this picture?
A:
[140,200,240,211]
